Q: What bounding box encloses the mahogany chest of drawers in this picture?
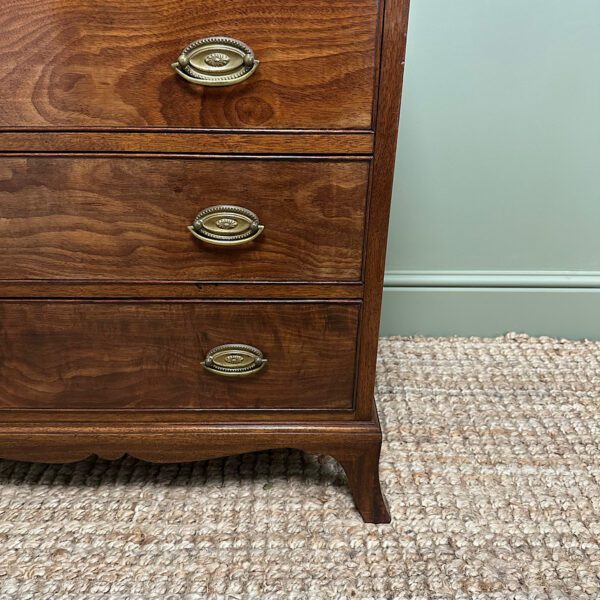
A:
[0,0,410,523]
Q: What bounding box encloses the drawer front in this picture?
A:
[0,157,368,282]
[1,1,379,130]
[0,301,359,411]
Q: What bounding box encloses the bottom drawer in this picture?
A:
[0,301,359,411]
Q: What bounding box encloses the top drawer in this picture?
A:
[0,0,380,130]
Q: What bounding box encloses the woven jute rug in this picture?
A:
[0,334,599,599]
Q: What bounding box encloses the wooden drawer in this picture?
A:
[1,0,379,130]
[0,301,359,411]
[0,156,369,282]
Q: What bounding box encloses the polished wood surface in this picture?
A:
[355,0,411,420]
[0,0,411,523]
[0,0,379,130]
[0,281,362,300]
[0,412,389,522]
[0,301,360,411]
[0,132,374,154]
[0,157,369,282]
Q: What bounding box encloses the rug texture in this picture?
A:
[0,334,599,599]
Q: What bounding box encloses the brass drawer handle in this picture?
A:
[202,344,267,377]
[188,205,264,246]
[172,36,259,87]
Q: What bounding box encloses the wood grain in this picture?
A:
[0,407,359,423]
[0,0,411,524]
[0,413,389,523]
[0,132,375,154]
[0,156,369,282]
[355,0,410,420]
[0,301,360,411]
[0,0,379,130]
[0,282,362,300]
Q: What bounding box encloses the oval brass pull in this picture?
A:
[172,36,259,87]
[202,344,267,377]
[188,205,264,246]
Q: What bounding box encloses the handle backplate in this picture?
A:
[202,344,267,377]
[172,36,259,87]
[189,205,264,246]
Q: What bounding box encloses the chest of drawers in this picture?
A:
[0,0,409,523]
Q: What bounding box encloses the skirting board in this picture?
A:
[380,271,600,339]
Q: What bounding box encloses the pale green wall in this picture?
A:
[381,0,600,338]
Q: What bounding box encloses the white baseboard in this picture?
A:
[384,270,600,288]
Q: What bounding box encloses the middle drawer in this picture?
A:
[0,156,369,282]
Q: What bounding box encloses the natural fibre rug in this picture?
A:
[0,334,599,599]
